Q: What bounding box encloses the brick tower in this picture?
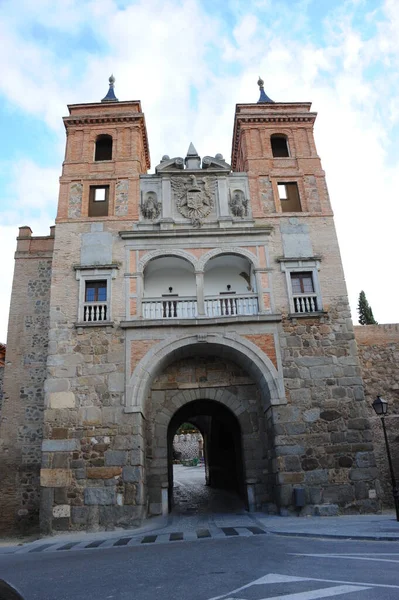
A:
[0,77,380,534]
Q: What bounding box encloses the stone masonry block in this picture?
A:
[87,467,122,479]
[48,391,75,409]
[122,466,142,482]
[53,504,71,518]
[42,439,80,452]
[349,467,379,481]
[105,450,128,466]
[314,504,339,517]
[275,445,305,456]
[108,372,124,392]
[40,469,73,487]
[84,487,116,505]
[44,379,70,393]
[78,407,102,426]
[355,452,376,468]
[113,435,140,450]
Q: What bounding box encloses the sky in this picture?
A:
[0,0,398,342]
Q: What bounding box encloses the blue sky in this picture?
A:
[1,0,399,341]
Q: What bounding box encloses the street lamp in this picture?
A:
[372,395,399,521]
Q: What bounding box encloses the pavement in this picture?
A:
[0,464,398,555]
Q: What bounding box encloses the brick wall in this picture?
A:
[355,324,399,507]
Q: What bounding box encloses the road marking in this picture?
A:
[223,584,370,599]
[207,570,399,600]
[292,552,399,564]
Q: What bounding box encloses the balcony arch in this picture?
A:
[142,255,197,319]
[203,251,258,317]
[198,247,259,272]
[138,249,197,274]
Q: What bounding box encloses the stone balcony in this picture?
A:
[141,293,259,320]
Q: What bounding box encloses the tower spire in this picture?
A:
[101,74,119,103]
[257,76,274,103]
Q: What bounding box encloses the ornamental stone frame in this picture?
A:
[125,332,286,415]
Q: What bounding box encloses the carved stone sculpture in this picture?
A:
[172,174,215,227]
[229,189,248,218]
[141,192,161,220]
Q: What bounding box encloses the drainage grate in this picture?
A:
[113,537,132,547]
[221,527,239,536]
[169,532,184,541]
[141,535,158,544]
[197,529,211,539]
[85,540,106,548]
[29,544,55,553]
[247,526,266,535]
[57,542,80,551]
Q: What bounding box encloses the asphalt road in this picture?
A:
[0,533,398,600]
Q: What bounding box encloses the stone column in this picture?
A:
[162,177,171,218]
[254,269,265,312]
[195,271,205,316]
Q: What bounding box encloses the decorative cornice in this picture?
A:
[73,263,120,271]
[119,226,273,240]
[120,313,282,329]
[276,255,322,263]
[64,114,145,126]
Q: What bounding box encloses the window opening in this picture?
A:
[89,185,109,217]
[85,280,107,302]
[84,280,108,322]
[290,272,318,313]
[95,135,113,161]
[278,182,301,212]
[271,135,289,157]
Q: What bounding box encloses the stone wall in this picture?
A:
[173,432,202,461]
[275,305,380,516]
[0,368,4,414]
[39,221,147,534]
[0,227,54,533]
[355,324,399,508]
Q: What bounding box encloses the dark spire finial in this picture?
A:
[101,74,119,103]
[257,76,274,103]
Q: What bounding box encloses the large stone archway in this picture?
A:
[125,332,286,415]
[135,347,281,515]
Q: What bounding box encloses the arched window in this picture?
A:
[271,134,289,158]
[94,135,113,161]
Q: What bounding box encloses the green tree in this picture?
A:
[358,290,378,325]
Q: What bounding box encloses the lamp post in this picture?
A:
[372,395,399,521]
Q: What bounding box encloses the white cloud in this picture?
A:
[0,0,399,343]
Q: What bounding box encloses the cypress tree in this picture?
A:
[358,290,378,325]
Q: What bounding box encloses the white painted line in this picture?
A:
[207,573,319,600]
[257,585,370,599]
[292,553,399,564]
[207,570,399,600]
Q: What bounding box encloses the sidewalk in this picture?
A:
[0,512,398,555]
[254,512,399,541]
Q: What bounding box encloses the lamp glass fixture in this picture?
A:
[372,395,388,416]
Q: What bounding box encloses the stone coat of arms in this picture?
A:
[171,174,215,227]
